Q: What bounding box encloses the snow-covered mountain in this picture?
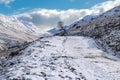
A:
[66,5,120,58]
[0,14,41,52]
[0,4,120,80]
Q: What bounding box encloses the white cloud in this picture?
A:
[15,0,120,32]
[91,0,120,14]
[16,9,91,31]
[0,0,14,4]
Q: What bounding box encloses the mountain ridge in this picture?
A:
[0,4,120,80]
[0,14,41,52]
[65,5,120,57]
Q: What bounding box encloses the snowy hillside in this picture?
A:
[1,36,120,80]
[0,2,120,80]
[66,5,120,58]
[0,14,41,52]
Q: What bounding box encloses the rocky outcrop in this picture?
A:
[0,41,31,57]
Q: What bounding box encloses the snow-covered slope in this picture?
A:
[12,16,42,34]
[66,5,120,57]
[0,3,120,80]
[0,36,120,80]
[0,14,41,51]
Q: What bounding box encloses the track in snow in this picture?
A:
[0,36,120,80]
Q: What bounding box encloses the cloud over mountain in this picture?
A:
[15,0,120,31]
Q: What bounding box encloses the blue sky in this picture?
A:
[0,0,107,15]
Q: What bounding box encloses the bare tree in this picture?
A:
[57,21,64,30]
[56,21,67,36]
